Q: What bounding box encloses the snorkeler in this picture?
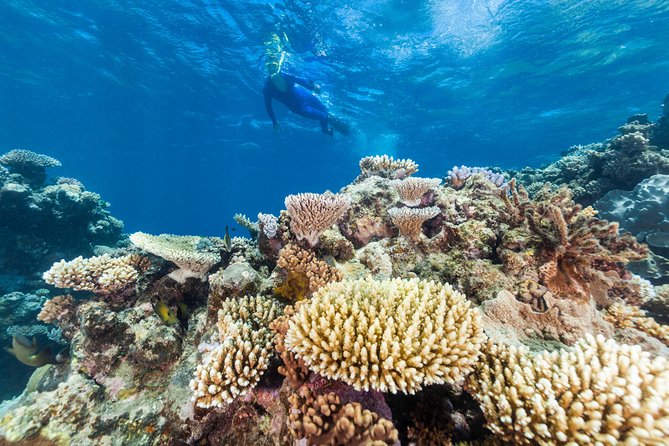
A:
[263,35,349,136]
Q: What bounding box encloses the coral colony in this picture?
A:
[1,109,669,445]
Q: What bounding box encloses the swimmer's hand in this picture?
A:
[273,122,281,132]
[313,83,321,94]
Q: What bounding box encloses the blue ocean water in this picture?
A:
[2,0,668,236]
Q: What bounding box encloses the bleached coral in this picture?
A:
[446,165,505,189]
[43,254,139,295]
[129,232,220,283]
[467,335,669,445]
[390,177,441,206]
[284,192,351,247]
[285,277,483,394]
[257,212,278,238]
[0,149,61,169]
[359,154,418,179]
[388,206,440,240]
[190,295,283,408]
[604,303,669,346]
[288,386,398,445]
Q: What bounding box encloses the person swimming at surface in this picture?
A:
[262,35,349,136]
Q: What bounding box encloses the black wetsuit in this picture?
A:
[263,73,331,134]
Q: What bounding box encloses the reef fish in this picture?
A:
[4,335,56,367]
[152,300,179,325]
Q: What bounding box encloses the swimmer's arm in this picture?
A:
[263,87,278,127]
[287,73,318,91]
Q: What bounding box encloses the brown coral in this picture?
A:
[37,294,79,339]
[270,309,310,389]
[274,244,342,300]
[288,386,398,445]
[604,303,669,346]
[43,254,140,296]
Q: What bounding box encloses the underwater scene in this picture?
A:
[1,0,669,445]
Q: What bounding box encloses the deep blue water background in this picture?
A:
[2,0,668,237]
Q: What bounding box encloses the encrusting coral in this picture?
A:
[388,206,440,240]
[274,243,342,300]
[288,386,398,445]
[190,295,283,408]
[129,232,221,283]
[284,192,351,247]
[467,335,669,445]
[43,254,142,296]
[285,277,484,394]
[390,176,441,206]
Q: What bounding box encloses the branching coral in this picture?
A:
[37,294,78,339]
[388,206,440,240]
[257,212,278,238]
[390,177,441,206]
[43,254,141,296]
[604,303,669,346]
[190,295,283,408]
[129,232,221,283]
[288,386,398,445]
[274,244,342,300]
[0,149,61,185]
[358,154,418,179]
[270,308,310,389]
[467,335,669,445]
[285,277,483,394]
[284,192,351,247]
[446,166,506,189]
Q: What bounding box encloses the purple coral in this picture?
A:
[446,165,506,189]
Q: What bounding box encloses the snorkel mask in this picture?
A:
[264,33,287,76]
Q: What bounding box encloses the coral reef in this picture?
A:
[390,176,441,206]
[511,113,669,205]
[0,149,61,186]
[468,335,669,445]
[388,206,440,240]
[285,277,484,394]
[273,243,342,300]
[446,166,506,189]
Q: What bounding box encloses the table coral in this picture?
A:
[467,335,669,445]
[388,206,440,240]
[284,192,351,247]
[129,232,221,283]
[390,177,441,206]
[285,277,484,394]
[358,154,418,180]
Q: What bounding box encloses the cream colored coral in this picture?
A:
[129,232,220,282]
[388,206,440,240]
[285,277,483,394]
[190,294,283,408]
[604,303,669,346]
[37,294,74,324]
[359,154,418,178]
[390,177,441,206]
[467,335,669,445]
[43,254,138,295]
[284,192,351,247]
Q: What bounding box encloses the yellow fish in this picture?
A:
[5,335,55,367]
[152,301,179,325]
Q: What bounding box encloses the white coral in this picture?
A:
[390,177,441,206]
[284,192,351,247]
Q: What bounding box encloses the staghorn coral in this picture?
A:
[604,303,669,346]
[467,335,669,445]
[190,295,283,408]
[234,213,260,238]
[358,154,418,180]
[388,206,440,240]
[284,192,351,247]
[390,177,441,207]
[274,244,342,300]
[285,277,483,394]
[288,386,398,446]
[129,232,221,283]
[43,254,140,296]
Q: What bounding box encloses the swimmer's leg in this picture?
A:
[297,96,333,135]
[329,115,351,135]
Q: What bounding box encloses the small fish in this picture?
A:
[223,225,232,251]
[152,300,179,325]
[5,335,56,367]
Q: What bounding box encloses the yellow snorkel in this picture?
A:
[264,33,288,76]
